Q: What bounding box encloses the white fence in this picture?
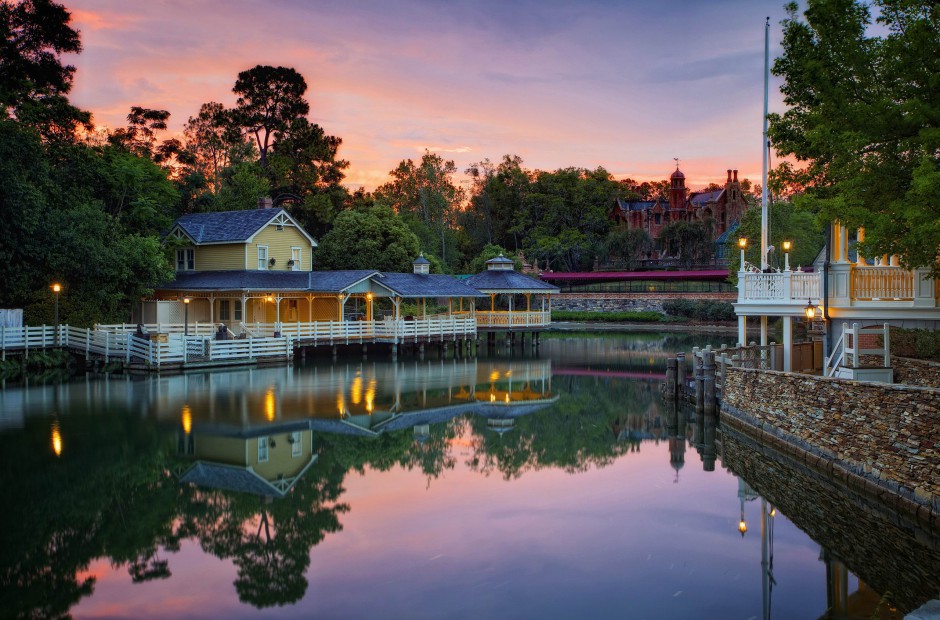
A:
[739,271,821,301]
[2,317,479,369]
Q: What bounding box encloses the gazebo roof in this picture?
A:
[375,273,487,298]
[465,270,559,294]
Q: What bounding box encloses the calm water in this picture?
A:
[1,332,937,619]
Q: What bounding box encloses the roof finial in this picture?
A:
[674,157,680,171]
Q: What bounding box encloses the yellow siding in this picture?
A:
[312,297,339,320]
[249,432,313,479]
[252,225,313,271]
[194,436,246,465]
[196,243,247,270]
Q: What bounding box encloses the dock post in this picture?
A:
[665,358,677,400]
[676,353,687,400]
[703,350,716,415]
[694,352,704,414]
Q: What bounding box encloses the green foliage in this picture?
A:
[315,205,420,272]
[662,299,736,322]
[890,327,940,361]
[467,244,523,274]
[603,227,652,270]
[728,200,825,277]
[768,0,940,274]
[551,310,664,323]
[657,220,714,267]
[374,151,463,270]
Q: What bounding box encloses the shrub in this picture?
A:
[551,310,664,323]
[662,299,736,322]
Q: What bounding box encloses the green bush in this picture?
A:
[662,299,736,322]
[551,310,664,323]
[891,327,940,361]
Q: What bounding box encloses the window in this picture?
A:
[654,213,662,225]
[258,436,269,463]
[176,248,195,271]
[257,246,268,270]
[219,300,230,321]
[234,300,242,321]
[291,432,302,457]
[275,224,284,231]
[290,247,301,271]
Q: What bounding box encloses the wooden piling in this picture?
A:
[665,358,677,401]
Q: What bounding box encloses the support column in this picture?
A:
[855,227,865,266]
[760,316,768,347]
[738,315,747,346]
[782,316,793,372]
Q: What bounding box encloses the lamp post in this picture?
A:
[51,283,61,345]
[782,240,792,272]
[183,297,190,336]
[738,237,747,271]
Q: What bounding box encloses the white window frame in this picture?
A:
[291,247,301,271]
[291,432,302,457]
[258,436,269,463]
[257,246,268,270]
[176,248,195,271]
[234,300,243,322]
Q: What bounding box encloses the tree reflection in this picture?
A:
[466,376,660,479]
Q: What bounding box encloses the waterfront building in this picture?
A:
[611,167,750,248]
[465,254,559,330]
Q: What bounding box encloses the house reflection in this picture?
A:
[177,419,318,499]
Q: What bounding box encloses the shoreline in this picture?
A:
[546,320,741,336]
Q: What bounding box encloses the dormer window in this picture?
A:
[176,248,195,271]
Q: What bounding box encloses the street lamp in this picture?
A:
[782,240,792,272]
[804,299,816,321]
[51,283,61,345]
[183,297,191,336]
[738,237,748,271]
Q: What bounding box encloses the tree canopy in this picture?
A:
[769,0,940,273]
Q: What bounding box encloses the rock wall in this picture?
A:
[721,367,940,516]
[552,292,734,314]
[858,355,940,389]
[720,426,940,614]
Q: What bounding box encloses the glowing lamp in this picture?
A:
[738,237,747,249]
[804,299,816,320]
[738,518,747,537]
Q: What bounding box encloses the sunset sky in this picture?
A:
[66,0,789,191]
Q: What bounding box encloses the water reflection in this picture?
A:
[0,334,935,619]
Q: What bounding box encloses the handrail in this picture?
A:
[824,329,845,377]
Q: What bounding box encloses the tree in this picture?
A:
[0,0,91,141]
[768,0,940,273]
[315,205,421,272]
[231,65,309,169]
[374,151,464,270]
[657,220,714,267]
[729,200,825,277]
[517,167,620,271]
[462,155,530,257]
[603,227,652,270]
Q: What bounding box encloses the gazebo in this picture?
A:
[465,254,559,339]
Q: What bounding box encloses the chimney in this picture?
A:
[727,169,732,183]
[257,197,273,209]
[733,170,739,182]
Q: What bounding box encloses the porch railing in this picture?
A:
[851,267,914,300]
[475,311,551,328]
[739,271,821,301]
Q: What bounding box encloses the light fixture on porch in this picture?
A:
[738,237,747,270]
[183,296,191,336]
[265,294,274,303]
[782,240,792,271]
[804,299,816,320]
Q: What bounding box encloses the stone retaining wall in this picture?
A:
[721,367,940,514]
[720,427,940,613]
[553,292,735,314]
[858,355,940,389]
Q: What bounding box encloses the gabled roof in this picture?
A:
[714,221,740,245]
[308,270,380,293]
[180,461,288,498]
[170,208,316,246]
[375,273,488,298]
[158,269,378,293]
[465,270,560,293]
[689,189,724,205]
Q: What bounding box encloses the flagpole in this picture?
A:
[760,16,770,271]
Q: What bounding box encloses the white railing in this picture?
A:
[739,271,821,302]
[475,311,551,328]
[2,317,479,368]
[852,266,914,300]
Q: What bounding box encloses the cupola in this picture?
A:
[412,252,431,275]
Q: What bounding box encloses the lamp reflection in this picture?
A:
[51,420,63,457]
